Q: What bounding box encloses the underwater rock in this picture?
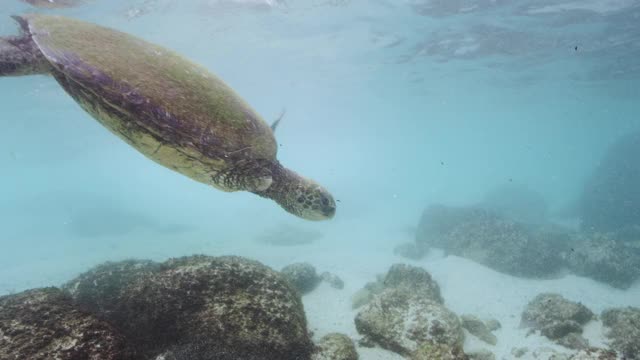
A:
[351,264,442,310]
[320,271,345,290]
[312,333,358,360]
[382,263,443,304]
[416,205,496,249]
[556,332,589,350]
[460,314,497,345]
[566,349,618,360]
[62,259,162,315]
[547,348,618,360]
[601,307,640,359]
[566,231,640,289]
[355,287,464,356]
[579,131,640,233]
[281,262,322,294]
[393,242,428,260]
[484,318,501,331]
[467,349,495,360]
[409,342,468,360]
[0,287,136,360]
[479,182,548,224]
[521,293,593,349]
[351,278,384,310]
[63,255,313,360]
[534,347,567,359]
[511,347,528,358]
[416,204,569,278]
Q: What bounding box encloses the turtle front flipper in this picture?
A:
[212,159,274,192]
[0,36,48,76]
[0,17,49,77]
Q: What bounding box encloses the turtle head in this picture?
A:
[286,179,336,221]
[255,162,336,221]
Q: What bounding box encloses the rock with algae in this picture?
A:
[416,205,569,278]
[351,263,443,310]
[467,349,495,360]
[321,271,345,290]
[566,231,640,289]
[382,263,443,304]
[355,288,463,356]
[312,333,358,360]
[0,287,136,360]
[521,293,593,350]
[409,342,468,360]
[460,314,497,345]
[281,262,322,294]
[63,255,313,360]
[601,307,640,359]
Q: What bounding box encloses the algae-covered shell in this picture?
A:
[22,14,277,185]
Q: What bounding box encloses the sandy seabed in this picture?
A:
[1,214,639,360]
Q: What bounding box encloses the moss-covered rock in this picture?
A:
[355,288,463,356]
[382,264,443,304]
[62,259,161,315]
[566,232,640,289]
[281,262,322,294]
[547,348,618,360]
[601,307,640,359]
[63,255,313,360]
[461,314,497,345]
[410,342,468,360]
[521,293,593,350]
[351,275,385,310]
[320,272,345,290]
[556,333,589,350]
[312,333,358,360]
[0,287,136,360]
[416,205,569,278]
[484,318,501,332]
[352,264,442,310]
[467,349,495,360]
[511,347,528,358]
[566,349,618,359]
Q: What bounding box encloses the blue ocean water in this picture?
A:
[1,0,640,358]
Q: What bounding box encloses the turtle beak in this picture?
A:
[323,204,336,218]
[321,195,336,219]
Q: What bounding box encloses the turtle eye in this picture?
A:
[322,198,329,206]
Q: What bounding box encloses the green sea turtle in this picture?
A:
[0,14,336,220]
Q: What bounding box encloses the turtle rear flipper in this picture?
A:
[0,17,49,77]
